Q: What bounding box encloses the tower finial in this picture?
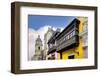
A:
[38,35,40,38]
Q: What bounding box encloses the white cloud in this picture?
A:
[28,25,64,60]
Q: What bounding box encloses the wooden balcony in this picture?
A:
[56,35,79,52]
[48,45,56,54]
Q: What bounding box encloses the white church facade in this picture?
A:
[32,27,54,60]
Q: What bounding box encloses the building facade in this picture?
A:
[43,27,54,60]
[79,17,88,58]
[56,18,81,59]
[32,35,43,60]
[47,18,87,60]
[47,28,60,60]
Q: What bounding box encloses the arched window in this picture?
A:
[38,46,40,50]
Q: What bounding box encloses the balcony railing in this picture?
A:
[56,35,79,52]
[48,45,56,54]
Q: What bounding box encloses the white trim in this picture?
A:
[68,54,75,56]
[20,6,95,70]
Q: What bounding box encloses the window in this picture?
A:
[55,41,56,46]
[38,46,40,50]
[69,32,73,38]
[72,31,75,36]
[66,35,68,40]
[69,31,75,38]
[50,44,52,48]
[67,35,70,39]
[83,24,87,32]
[68,55,75,59]
[64,37,66,41]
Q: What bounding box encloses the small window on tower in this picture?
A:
[38,46,40,50]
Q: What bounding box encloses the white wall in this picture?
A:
[0,0,100,76]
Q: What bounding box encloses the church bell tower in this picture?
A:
[33,35,43,60]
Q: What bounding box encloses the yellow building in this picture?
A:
[57,18,83,59]
[47,17,88,60]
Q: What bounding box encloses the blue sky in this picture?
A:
[28,15,76,30]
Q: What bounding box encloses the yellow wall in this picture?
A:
[57,17,83,60]
[57,53,61,60]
